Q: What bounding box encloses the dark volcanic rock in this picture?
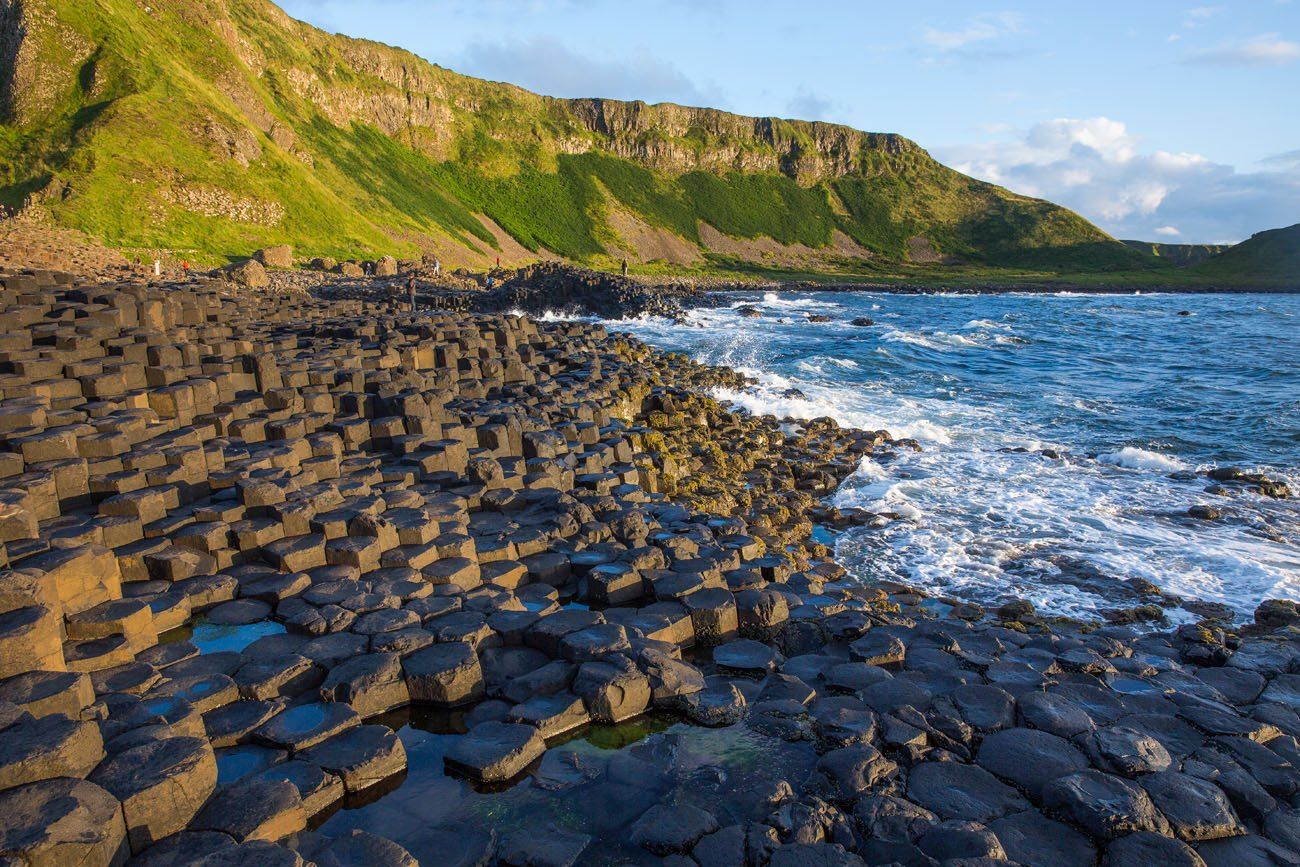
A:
[1103,831,1208,867]
[991,809,1097,867]
[1140,771,1243,841]
[977,727,1090,798]
[1042,769,1172,839]
[444,721,544,783]
[476,262,702,319]
[7,258,1300,867]
[629,803,719,855]
[907,760,1029,822]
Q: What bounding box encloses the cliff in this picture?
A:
[0,0,1153,274]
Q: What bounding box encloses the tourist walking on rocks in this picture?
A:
[432,257,441,278]
[621,258,629,277]
[407,274,417,311]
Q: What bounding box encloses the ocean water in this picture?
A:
[604,291,1300,622]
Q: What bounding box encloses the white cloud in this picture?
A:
[1184,6,1224,27]
[939,117,1300,243]
[454,36,719,105]
[922,12,1022,50]
[786,87,836,121]
[1186,33,1300,65]
[1262,148,1300,168]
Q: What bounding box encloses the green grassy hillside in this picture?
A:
[0,0,1159,275]
[1189,224,1300,285]
[1120,240,1229,268]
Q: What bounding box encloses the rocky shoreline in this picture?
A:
[0,263,1298,867]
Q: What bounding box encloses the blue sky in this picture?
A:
[280,0,1299,244]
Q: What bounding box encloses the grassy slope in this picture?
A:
[2,0,1165,277]
[1121,240,1229,268]
[1188,224,1300,285]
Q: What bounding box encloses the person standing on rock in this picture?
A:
[621,259,629,277]
[432,257,441,279]
[407,274,417,312]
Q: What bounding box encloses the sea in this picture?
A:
[596,290,1300,623]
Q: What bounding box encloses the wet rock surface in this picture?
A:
[476,262,709,320]
[0,266,1296,865]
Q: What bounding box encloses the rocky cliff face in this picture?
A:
[1,0,93,126]
[561,98,916,182]
[0,0,1142,272]
[179,0,923,184]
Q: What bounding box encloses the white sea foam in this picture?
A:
[609,291,1300,621]
[880,329,979,350]
[830,437,1300,619]
[509,307,585,322]
[796,357,860,375]
[1097,447,1187,471]
[753,292,839,311]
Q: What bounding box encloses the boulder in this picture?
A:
[191,840,308,866]
[767,843,865,867]
[907,760,1028,822]
[1141,771,1244,841]
[1085,724,1174,775]
[402,642,484,706]
[245,759,344,817]
[444,721,544,782]
[0,711,104,790]
[497,825,591,867]
[1103,831,1206,867]
[0,669,93,718]
[572,658,650,723]
[1042,769,1171,840]
[0,777,129,867]
[128,831,237,867]
[192,777,306,842]
[990,809,1096,867]
[255,246,294,269]
[303,829,418,867]
[916,819,1006,862]
[805,744,898,804]
[298,725,406,793]
[226,260,269,288]
[88,735,218,853]
[629,803,719,855]
[320,652,410,717]
[977,727,1090,798]
[253,702,360,752]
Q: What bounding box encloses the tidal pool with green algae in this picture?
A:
[316,709,818,866]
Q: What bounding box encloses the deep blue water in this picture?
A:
[605,291,1300,620]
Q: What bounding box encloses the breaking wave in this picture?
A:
[608,290,1300,620]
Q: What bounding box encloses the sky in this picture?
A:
[279,0,1300,244]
